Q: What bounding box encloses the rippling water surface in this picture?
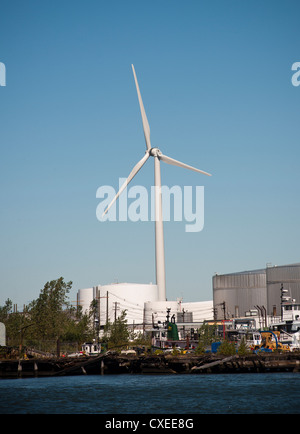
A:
[1,373,300,414]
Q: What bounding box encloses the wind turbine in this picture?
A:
[103,64,211,302]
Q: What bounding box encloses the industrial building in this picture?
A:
[213,262,300,326]
[77,283,213,337]
[76,262,300,339]
[213,268,267,320]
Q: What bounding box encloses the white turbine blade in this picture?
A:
[102,152,150,217]
[132,64,151,151]
[159,153,212,176]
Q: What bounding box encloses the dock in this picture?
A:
[1,352,300,378]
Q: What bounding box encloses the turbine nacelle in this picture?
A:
[150,147,161,157]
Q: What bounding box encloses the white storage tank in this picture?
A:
[180,301,214,322]
[144,300,180,327]
[77,287,96,314]
[78,283,158,327]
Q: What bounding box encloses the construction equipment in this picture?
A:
[259,331,290,352]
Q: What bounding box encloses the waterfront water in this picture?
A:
[0,373,300,414]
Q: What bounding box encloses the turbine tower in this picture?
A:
[103,65,211,302]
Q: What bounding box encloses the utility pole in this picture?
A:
[106,291,109,326]
[213,306,217,321]
[97,288,100,329]
[114,302,119,322]
[221,301,226,320]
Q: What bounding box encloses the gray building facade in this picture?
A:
[266,263,300,316]
[213,263,300,320]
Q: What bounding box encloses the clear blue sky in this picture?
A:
[0,0,299,307]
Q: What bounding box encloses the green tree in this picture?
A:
[195,323,219,354]
[62,305,93,343]
[0,299,33,347]
[237,337,251,355]
[217,339,236,355]
[104,310,130,349]
[0,299,13,323]
[0,279,102,355]
[129,330,151,348]
[28,277,73,353]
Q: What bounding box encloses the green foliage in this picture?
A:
[28,277,73,341]
[195,323,219,354]
[0,299,13,323]
[217,339,236,355]
[0,277,95,354]
[62,307,93,343]
[194,342,206,355]
[104,310,130,348]
[129,331,151,347]
[0,300,33,347]
[237,337,251,355]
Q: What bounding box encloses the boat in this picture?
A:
[68,341,102,357]
[270,294,300,350]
